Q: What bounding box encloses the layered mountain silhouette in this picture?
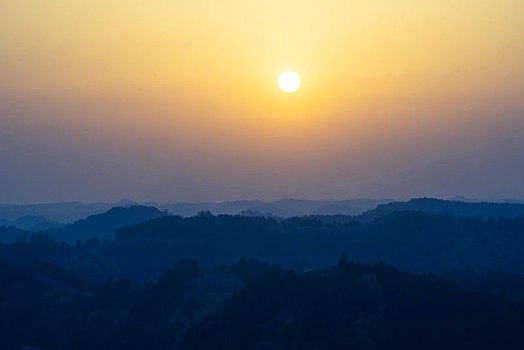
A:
[0,199,138,223]
[0,198,393,223]
[160,198,395,217]
[46,205,166,242]
[357,197,524,223]
[0,215,62,231]
[4,197,524,226]
[107,210,524,274]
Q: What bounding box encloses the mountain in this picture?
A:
[0,198,391,225]
[111,210,524,274]
[178,260,524,350]
[3,207,524,282]
[29,221,65,232]
[159,200,262,217]
[47,206,166,243]
[313,198,396,215]
[358,197,524,223]
[3,197,524,225]
[3,257,524,350]
[0,215,62,232]
[160,198,393,217]
[0,201,116,223]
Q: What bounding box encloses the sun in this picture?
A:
[278,71,300,93]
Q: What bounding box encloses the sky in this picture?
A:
[1,0,524,203]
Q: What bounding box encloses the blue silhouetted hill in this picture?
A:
[4,206,524,280]
[47,205,166,243]
[3,257,524,349]
[178,258,524,350]
[113,211,524,274]
[358,197,524,223]
[0,215,61,231]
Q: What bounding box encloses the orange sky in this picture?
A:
[1,0,524,203]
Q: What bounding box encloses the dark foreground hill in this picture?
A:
[47,205,166,242]
[178,259,524,350]
[2,258,524,350]
[358,197,524,223]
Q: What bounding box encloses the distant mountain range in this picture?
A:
[2,197,524,237]
[357,198,524,223]
[160,198,395,217]
[0,198,393,224]
[0,215,62,231]
[0,199,138,224]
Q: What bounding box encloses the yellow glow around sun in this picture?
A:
[278,71,301,93]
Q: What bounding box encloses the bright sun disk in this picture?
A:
[278,71,300,93]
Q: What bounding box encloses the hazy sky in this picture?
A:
[1,0,523,203]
